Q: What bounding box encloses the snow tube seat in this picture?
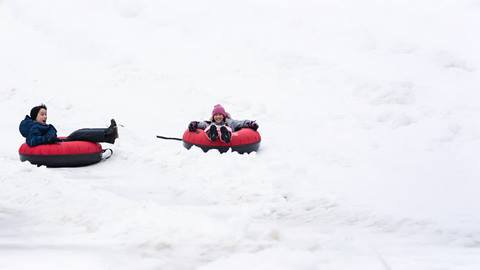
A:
[19,140,107,167]
[183,128,261,154]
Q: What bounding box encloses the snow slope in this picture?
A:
[1,0,480,269]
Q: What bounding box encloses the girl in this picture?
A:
[19,104,118,147]
[188,104,259,143]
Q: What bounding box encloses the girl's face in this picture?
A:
[213,114,225,124]
[36,108,47,124]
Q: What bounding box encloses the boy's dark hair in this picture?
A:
[30,104,47,119]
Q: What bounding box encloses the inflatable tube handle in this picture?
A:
[102,148,113,160]
[156,135,183,141]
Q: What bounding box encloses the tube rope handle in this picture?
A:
[156,135,183,141]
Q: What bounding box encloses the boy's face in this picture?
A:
[36,108,48,124]
[213,114,225,124]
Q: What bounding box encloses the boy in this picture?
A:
[20,104,118,147]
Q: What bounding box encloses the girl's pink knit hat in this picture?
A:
[212,104,227,118]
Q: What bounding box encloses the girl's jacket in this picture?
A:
[19,116,58,146]
[197,118,251,131]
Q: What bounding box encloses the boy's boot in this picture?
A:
[105,119,118,144]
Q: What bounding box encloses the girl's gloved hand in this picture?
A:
[245,121,259,131]
[188,121,199,132]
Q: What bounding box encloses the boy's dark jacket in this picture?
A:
[19,116,57,146]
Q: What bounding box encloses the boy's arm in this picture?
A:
[26,125,57,146]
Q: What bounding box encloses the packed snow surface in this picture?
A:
[1,0,480,269]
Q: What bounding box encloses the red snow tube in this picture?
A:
[183,128,261,154]
[19,140,108,167]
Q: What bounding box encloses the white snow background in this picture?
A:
[1,0,480,269]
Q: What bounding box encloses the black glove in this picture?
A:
[245,121,259,131]
[188,121,199,132]
[248,121,258,131]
